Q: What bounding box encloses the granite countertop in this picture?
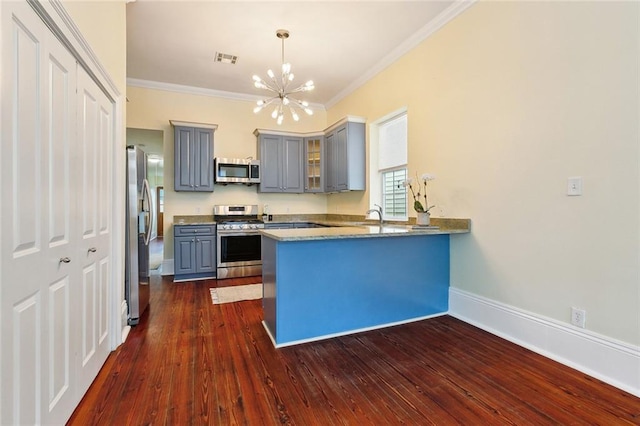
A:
[173,215,216,225]
[173,214,471,241]
[260,223,469,242]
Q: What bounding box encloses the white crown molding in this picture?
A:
[31,0,121,99]
[127,78,326,111]
[127,0,475,114]
[325,0,477,109]
[449,287,640,398]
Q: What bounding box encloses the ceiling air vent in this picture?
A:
[214,52,238,65]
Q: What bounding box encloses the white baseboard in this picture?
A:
[121,325,131,343]
[161,259,174,276]
[449,287,640,398]
[121,300,130,343]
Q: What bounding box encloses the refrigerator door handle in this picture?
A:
[142,178,154,245]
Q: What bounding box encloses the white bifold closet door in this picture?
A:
[0,2,113,424]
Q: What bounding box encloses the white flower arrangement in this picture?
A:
[403,173,436,213]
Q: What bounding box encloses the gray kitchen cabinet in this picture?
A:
[173,225,216,281]
[304,135,324,192]
[264,222,327,229]
[263,223,294,229]
[256,130,304,193]
[325,119,365,192]
[171,121,217,192]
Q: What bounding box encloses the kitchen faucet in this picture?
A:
[366,204,384,224]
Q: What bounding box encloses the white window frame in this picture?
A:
[368,107,408,222]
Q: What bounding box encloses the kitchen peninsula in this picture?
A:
[261,221,470,347]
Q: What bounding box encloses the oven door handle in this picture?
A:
[216,231,263,236]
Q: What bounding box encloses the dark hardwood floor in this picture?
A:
[68,274,640,425]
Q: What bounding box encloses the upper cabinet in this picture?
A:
[171,120,217,192]
[255,116,365,194]
[256,130,304,193]
[304,136,324,193]
[325,118,366,193]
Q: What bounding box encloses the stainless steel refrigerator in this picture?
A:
[125,145,153,325]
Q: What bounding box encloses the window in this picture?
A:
[371,111,408,221]
[382,168,407,218]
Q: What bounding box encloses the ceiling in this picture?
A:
[126,1,461,109]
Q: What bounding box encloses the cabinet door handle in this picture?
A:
[196,239,200,242]
[88,247,97,253]
[191,238,195,242]
[59,257,71,264]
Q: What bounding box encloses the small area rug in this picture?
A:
[210,284,262,305]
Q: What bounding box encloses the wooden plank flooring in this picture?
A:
[67,274,640,425]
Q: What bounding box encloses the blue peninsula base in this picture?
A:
[261,233,450,347]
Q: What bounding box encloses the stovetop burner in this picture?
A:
[217,221,264,231]
[214,204,264,230]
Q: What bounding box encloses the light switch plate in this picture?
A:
[567,177,583,196]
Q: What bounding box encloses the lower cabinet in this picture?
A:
[174,225,216,281]
[264,222,327,229]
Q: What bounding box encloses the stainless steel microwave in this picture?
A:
[214,158,260,184]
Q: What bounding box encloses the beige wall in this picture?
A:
[328,1,640,345]
[62,0,127,94]
[126,86,329,257]
[80,0,638,345]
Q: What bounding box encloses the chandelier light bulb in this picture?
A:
[251,29,314,124]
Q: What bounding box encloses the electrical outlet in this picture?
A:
[567,177,583,196]
[571,307,586,328]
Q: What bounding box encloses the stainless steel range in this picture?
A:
[214,204,264,279]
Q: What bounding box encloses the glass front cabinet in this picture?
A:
[304,135,324,192]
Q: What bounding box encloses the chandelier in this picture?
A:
[252,29,314,125]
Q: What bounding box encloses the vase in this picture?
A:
[416,212,430,226]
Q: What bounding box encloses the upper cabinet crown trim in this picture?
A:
[170,120,218,131]
[254,129,323,138]
[254,116,366,138]
[324,116,366,133]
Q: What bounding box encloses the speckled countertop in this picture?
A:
[173,215,216,225]
[260,223,469,242]
[173,214,471,241]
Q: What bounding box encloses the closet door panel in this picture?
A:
[44,27,79,423]
[75,66,112,396]
[1,2,78,424]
